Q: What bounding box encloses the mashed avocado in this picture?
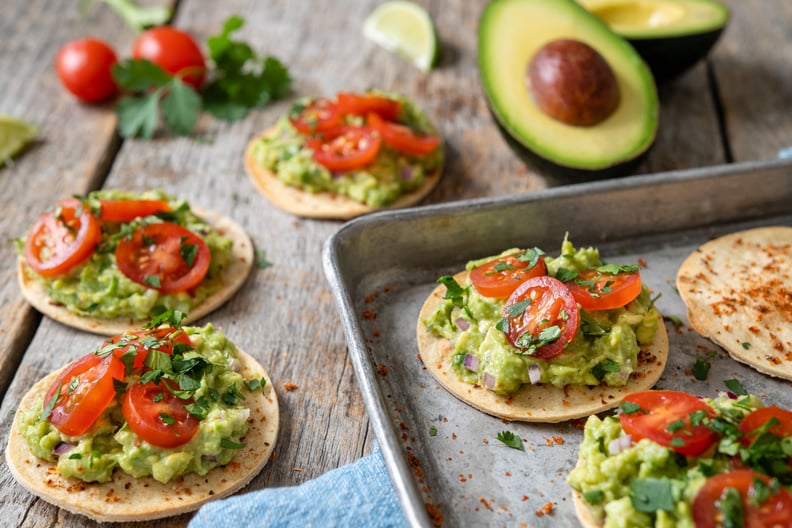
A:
[18,324,257,484]
[250,92,443,208]
[423,239,659,393]
[567,393,773,528]
[18,189,234,320]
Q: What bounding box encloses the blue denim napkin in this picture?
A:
[189,447,407,528]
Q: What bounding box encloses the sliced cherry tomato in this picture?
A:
[289,98,344,136]
[115,222,210,294]
[692,470,792,528]
[502,276,579,359]
[739,406,792,446]
[565,268,643,311]
[132,27,206,89]
[469,250,547,298]
[306,126,382,172]
[619,390,718,456]
[99,199,171,223]
[122,379,199,448]
[337,92,401,120]
[108,327,193,370]
[367,112,440,156]
[25,198,101,278]
[55,38,119,103]
[44,352,126,436]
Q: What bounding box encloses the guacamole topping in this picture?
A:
[18,324,260,484]
[250,92,443,208]
[567,392,788,528]
[18,189,234,320]
[422,239,659,393]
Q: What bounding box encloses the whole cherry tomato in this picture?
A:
[55,38,119,103]
[132,27,206,89]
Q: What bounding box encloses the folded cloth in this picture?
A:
[189,447,407,528]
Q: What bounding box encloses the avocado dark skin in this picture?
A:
[630,28,727,83]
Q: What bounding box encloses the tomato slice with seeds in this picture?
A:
[337,92,401,120]
[107,327,193,370]
[44,352,126,436]
[122,379,199,448]
[469,250,547,298]
[565,268,643,311]
[619,390,718,456]
[115,222,210,294]
[739,406,792,445]
[306,126,381,172]
[98,199,170,223]
[367,112,440,156]
[502,276,579,359]
[289,98,343,135]
[692,470,792,528]
[24,198,101,278]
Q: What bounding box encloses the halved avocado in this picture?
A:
[578,0,729,82]
[478,0,658,178]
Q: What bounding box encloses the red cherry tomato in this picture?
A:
[337,92,401,120]
[99,199,171,223]
[132,27,206,89]
[55,38,118,103]
[115,222,210,294]
[502,276,579,359]
[108,327,193,370]
[469,250,547,298]
[25,198,101,278]
[306,126,381,172]
[692,470,792,528]
[122,379,199,448]
[44,352,126,436]
[565,268,643,311]
[289,98,344,136]
[619,390,718,456]
[739,406,792,446]
[367,112,440,156]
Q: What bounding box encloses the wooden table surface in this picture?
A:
[0,0,790,526]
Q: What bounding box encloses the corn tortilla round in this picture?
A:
[572,488,603,528]
[5,348,278,523]
[676,226,792,381]
[18,208,254,336]
[244,128,443,220]
[416,271,669,422]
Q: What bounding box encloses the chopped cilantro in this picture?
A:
[220,438,246,449]
[741,342,751,350]
[592,359,620,381]
[40,382,62,422]
[186,397,211,420]
[144,274,161,288]
[596,263,640,275]
[144,309,186,329]
[667,420,685,433]
[68,376,80,393]
[620,401,644,415]
[222,384,245,406]
[68,453,82,460]
[582,489,605,505]
[244,377,267,392]
[669,437,685,448]
[555,268,577,283]
[145,349,173,373]
[256,248,273,269]
[152,391,164,403]
[629,478,675,513]
[750,476,772,506]
[597,436,607,455]
[429,426,437,437]
[692,357,711,381]
[112,378,128,396]
[497,430,524,450]
[516,247,544,268]
[719,487,744,528]
[159,412,176,425]
[180,242,198,267]
[665,315,683,327]
[504,299,531,318]
[724,379,747,396]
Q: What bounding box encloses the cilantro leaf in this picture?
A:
[180,242,198,268]
[40,381,62,422]
[582,489,605,505]
[112,58,171,91]
[555,268,578,283]
[145,309,186,329]
[692,357,711,381]
[117,91,163,139]
[596,264,640,275]
[256,248,273,269]
[429,426,438,437]
[591,359,620,381]
[620,401,644,415]
[220,438,246,449]
[724,379,747,396]
[161,79,202,135]
[629,478,675,513]
[496,430,524,450]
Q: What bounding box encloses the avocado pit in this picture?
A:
[527,39,620,127]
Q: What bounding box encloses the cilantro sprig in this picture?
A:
[111,15,291,139]
[497,430,524,450]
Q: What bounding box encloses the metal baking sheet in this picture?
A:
[323,159,792,527]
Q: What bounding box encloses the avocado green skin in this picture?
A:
[491,111,651,183]
[628,27,725,83]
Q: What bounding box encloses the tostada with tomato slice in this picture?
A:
[568,386,792,528]
[416,236,669,422]
[244,90,443,219]
[16,189,253,335]
[5,310,279,522]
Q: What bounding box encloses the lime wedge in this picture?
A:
[363,0,440,71]
[0,115,37,166]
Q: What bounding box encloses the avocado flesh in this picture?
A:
[578,0,729,81]
[479,0,658,173]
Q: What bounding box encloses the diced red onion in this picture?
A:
[228,358,241,373]
[400,165,415,180]
[528,364,541,385]
[455,318,470,331]
[202,454,218,463]
[483,372,496,389]
[726,391,738,400]
[608,434,633,455]
[52,442,75,456]
[463,354,480,372]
